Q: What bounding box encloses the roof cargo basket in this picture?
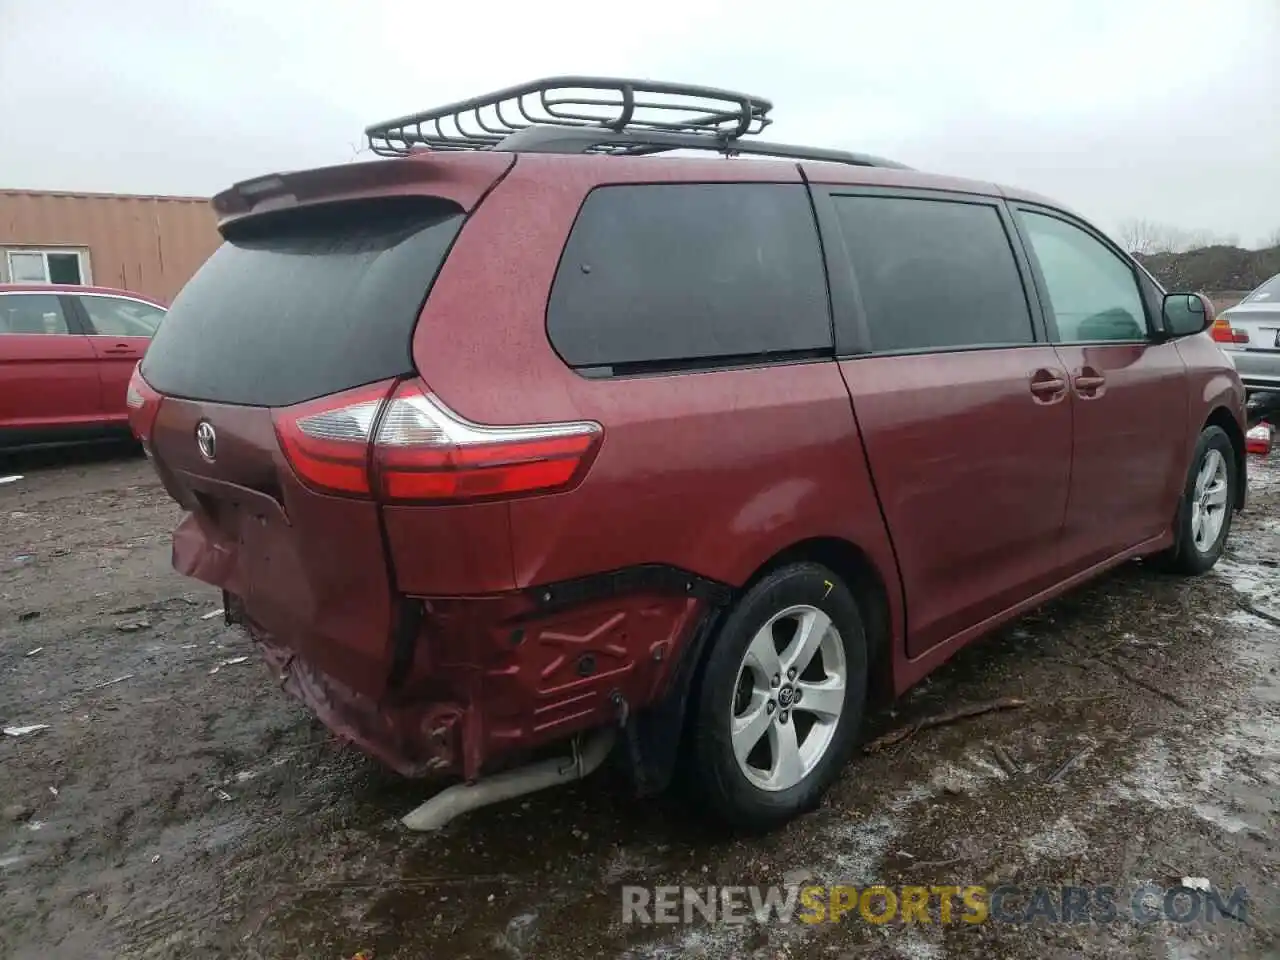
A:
[365,76,909,169]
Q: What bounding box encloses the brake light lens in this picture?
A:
[126,364,162,442]
[1246,423,1272,456]
[1210,317,1249,344]
[373,380,602,503]
[272,382,392,497]
[273,379,603,503]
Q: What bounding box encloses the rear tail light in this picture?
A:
[126,364,162,442]
[1247,423,1272,456]
[273,379,603,503]
[1210,317,1248,344]
[272,382,389,497]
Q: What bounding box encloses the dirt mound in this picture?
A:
[1136,245,1280,293]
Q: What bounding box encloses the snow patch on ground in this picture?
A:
[1213,558,1274,596]
[894,928,946,960]
[1103,592,1279,839]
[1022,816,1090,862]
[625,922,746,960]
[1247,455,1280,494]
[627,752,1011,958]
[1108,735,1253,835]
[818,814,901,886]
[600,847,661,885]
[1220,608,1277,632]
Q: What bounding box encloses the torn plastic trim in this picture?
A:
[526,563,733,613]
[622,599,728,796]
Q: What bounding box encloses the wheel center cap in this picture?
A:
[777,685,795,708]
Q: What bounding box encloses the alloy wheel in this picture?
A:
[730,604,847,792]
[1191,448,1229,552]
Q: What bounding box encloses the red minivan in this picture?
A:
[0,284,167,448]
[129,79,1246,829]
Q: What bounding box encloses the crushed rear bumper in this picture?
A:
[226,569,717,781]
[247,612,465,778]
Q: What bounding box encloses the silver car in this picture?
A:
[1217,274,1280,396]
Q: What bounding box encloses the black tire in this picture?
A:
[1157,425,1239,575]
[686,562,867,830]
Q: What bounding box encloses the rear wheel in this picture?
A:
[1158,425,1238,575]
[687,563,867,830]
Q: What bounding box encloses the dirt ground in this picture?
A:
[1,442,1277,960]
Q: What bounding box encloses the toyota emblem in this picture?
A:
[195,421,217,462]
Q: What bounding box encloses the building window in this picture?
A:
[3,248,91,285]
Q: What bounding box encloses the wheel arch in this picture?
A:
[739,536,896,706]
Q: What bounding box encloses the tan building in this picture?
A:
[0,189,222,304]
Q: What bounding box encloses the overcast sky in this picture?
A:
[2,0,1277,246]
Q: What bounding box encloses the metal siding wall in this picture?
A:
[0,190,221,303]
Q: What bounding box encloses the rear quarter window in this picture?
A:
[547,183,831,373]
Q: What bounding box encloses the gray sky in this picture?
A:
[2,0,1277,245]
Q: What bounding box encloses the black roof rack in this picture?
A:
[365,76,909,169]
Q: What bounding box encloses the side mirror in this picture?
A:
[1162,292,1215,337]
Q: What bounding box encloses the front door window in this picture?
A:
[1016,212,1147,342]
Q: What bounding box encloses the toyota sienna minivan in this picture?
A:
[128,77,1246,830]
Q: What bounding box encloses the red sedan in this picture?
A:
[0,283,167,449]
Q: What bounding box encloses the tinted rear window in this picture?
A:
[832,195,1034,353]
[141,198,464,407]
[547,183,831,372]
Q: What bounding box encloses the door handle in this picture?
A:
[103,344,136,356]
[1073,368,1106,397]
[1029,369,1067,402]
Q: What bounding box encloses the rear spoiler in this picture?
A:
[210,152,514,233]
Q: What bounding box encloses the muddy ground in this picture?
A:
[1,442,1277,960]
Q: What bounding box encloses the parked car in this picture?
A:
[129,78,1246,830]
[1211,274,1280,398]
[0,283,167,449]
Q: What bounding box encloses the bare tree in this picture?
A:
[1120,219,1243,254]
[1118,218,1163,255]
[1180,229,1214,251]
[1266,228,1280,250]
[1178,229,1239,251]
[1146,223,1191,255]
